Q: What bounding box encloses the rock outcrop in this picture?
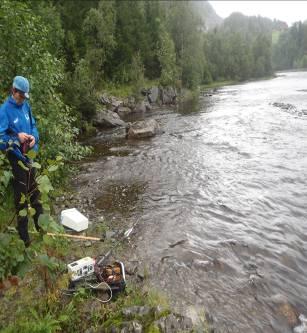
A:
[99,86,177,117]
[94,109,126,128]
[116,106,133,118]
[95,86,178,136]
[127,119,160,139]
[133,100,147,113]
[105,306,193,333]
[153,313,193,333]
[148,86,160,104]
[161,86,177,105]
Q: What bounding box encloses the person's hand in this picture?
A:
[28,135,35,148]
[18,132,30,143]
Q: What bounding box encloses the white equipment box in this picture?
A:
[67,257,95,281]
[61,208,88,232]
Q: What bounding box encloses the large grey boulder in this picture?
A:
[100,94,111,105]
[99,94,123,111]
[144,101,152,111]
[111,98,123,111]
[127,119,160,139]
[94,109,126,128]
[117,106,133,118]
[133,101,147,113]
[148,87,160,104]
[161,87,177,105]
[123,96,136,109]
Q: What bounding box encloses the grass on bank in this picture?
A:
[0,270,172,333]
[0,186,175,333]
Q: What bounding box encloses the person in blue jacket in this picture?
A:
[0,76,43,246]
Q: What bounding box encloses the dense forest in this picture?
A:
[273,21,307,70]
[1,1,307,331]
[1,0,307,133]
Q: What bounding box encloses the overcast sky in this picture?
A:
[209,1,307,26]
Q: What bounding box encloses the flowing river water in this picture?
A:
[81,71,307,332]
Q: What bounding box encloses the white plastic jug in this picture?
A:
[61,208,88,232]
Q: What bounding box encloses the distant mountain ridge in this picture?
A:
[191,0,223,30]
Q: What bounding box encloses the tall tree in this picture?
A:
[83,0,117,86]
[166,1,204,88]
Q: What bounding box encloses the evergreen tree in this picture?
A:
[83,0,117,86]
[157,23,178,86]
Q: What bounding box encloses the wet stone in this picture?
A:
[248,274,262,286]
[106,231,116,239]
[271,294,299,327]
[148,86,159,104]
[192,259,211,270]
[244,261,258,271]
[278,303,299,327]
[127,119,160,139]
[122,306,153,319]
[212,258,224,270]
[133,101,147,113]
[117,106,133,118]
[154,313,193,333]
[294,315,307,333]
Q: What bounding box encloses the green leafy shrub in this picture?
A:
[0,233,25,281]
[0,0,90,163]
[0,155,67,282]
[0,152,12,204]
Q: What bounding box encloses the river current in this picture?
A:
[89,71,307,332]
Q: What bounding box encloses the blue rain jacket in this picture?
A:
[0,96,39,162]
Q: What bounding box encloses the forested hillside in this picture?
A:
[0,0,306,192]
[1,1,306,130]
[3,1,282,121]
[272,21,307,70]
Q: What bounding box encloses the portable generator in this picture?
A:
[67,257,95,281]
[67,257,126,294]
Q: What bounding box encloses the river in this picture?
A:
[83,71,307,332]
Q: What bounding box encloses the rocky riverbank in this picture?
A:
[92,86,178,139]
[51,86,202,333]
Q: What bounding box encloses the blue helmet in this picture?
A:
[13,76,30,98]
